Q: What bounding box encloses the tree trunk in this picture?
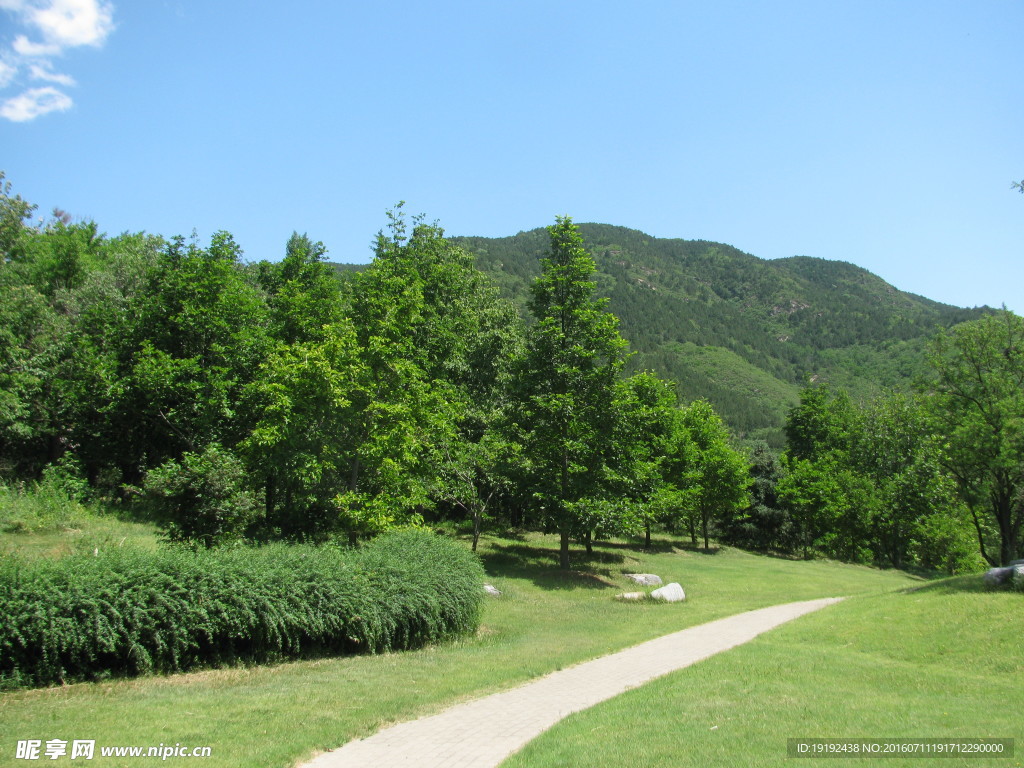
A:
[472,507,481,553]
[967,501,995,566]
[702,512,710,551]
[644,520,651,549]
[348,531,358,547]
[585,529,593,555]
[559,528,571,570]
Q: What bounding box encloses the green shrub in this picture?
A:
[143,444,261,547]
[0,529,483,689]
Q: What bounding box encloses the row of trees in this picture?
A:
[0,175,752,565]
[3,171,1018,570]
[720,309,1023,569]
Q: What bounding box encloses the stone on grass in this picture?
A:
[483,584,502,596]
[983,567,1014,587]
[1013,565,1024,588]
[615,591,646,601]
[650,582,686,602]
[625,573,663,587]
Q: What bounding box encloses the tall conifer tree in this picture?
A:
[516,217,631,569]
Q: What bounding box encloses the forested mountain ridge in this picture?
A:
[340,223,985,446]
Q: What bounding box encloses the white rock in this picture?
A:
[615,591,646,600]
[650,582,686,602]
[625,573,663,586]
[483,584,502,596]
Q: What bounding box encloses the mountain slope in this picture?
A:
[334,223,986,446]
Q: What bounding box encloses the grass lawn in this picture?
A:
[0,519,1004,768]
[0,484,160,559]
[503,577,1024,768]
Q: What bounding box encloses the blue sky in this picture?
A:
[2,0,1022,311]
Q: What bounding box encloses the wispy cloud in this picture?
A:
[29,62,76,85]
[0,0,115,122]
[0,84,72,121]
[0,60,16,88]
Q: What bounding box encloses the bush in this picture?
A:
[0,529,483,689]
[143,443,261,547]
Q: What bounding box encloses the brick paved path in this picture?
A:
[302,597,843,768]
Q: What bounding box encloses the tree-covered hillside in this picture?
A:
[441,224,986,445]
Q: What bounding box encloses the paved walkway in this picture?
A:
[302,597,844,768]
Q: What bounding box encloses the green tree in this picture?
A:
[721,442,794,552]
[856,393,963,569]
[118,232,271,476]
[144,442,260,548]
[778,452,876,562]
[514,216,632,569]
[778,385,874,561]
[260,232,345,345]
[927,310,1024,565]
[611,373,689,548]
[678,398,752,550]
[0,171,36,263]
[241,322,366,539]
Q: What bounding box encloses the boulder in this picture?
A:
[1013,565,1024,588]
[625,573,663,587]
[483,584,502,596]
[650,582,686,602]
[983,567,1014,587]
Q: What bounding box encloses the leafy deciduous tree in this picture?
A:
[927,310,1024,565]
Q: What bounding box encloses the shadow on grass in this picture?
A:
[899,573,993,595]
[599,538,724,556]
[479,542,626,590]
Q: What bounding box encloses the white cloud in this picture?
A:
[0,85,72,121]
[0,0,114,121]
[29,62,75,85]
[25,0,114,49]
[0,60,16,88]
[12,34,61,56]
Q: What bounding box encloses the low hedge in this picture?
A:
[0,528,484,689]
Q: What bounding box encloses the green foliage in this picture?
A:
[514,217,633,567]
[241,322,367,539]
[258,232,345,345]
[778,385,977,570]
[720,442,795,552]
[926,309,1024,565]
[143,443,261,548]
[606,372,682,544]
[678,399,752,549]
[0,529,483,689]
[121,232,272,467]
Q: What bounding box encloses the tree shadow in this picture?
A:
[598,538,724,556]
[479,542,625,590]
[898,573,992,596]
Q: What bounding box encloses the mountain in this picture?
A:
[336,223,987,447]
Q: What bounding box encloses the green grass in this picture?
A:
[0,530,921,767]
[502,577,1024,768]
[0,482,159,559]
